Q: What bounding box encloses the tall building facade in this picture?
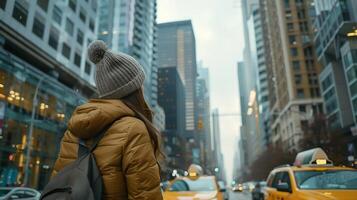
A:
[157,67,186,172]
[158,20,197,133]
[252,3,271,145]
[314,0,357,129]
[261,0,324,151]
[196,64,212,170]
[237,61,261,168]
[0,0,97,188]
[97,0,165,130]
[239,0,265,167]
[212,109,225,181]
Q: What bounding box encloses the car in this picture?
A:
[265,148,357,200]
[232,184,243,192]
[163,164,224,200]
[217,181,229,200]
[251,181,266,200]
[0,187,40,200]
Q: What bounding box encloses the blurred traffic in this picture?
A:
[230,148,357,200]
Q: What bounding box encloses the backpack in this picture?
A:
[40,127,110,200]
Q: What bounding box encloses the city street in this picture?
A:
[229,191,252,200]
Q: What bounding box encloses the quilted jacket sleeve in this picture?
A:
[122,120,163,200]
[52,131,78,177]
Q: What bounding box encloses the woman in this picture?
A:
[52,40,163,199]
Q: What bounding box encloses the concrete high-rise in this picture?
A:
[158,20,197,133]
[0,0,97,188]
[196,64,212,170]
[212,109,225,181]
[97,0,165,130]
[314,0,357,129]
[261,0,324,151]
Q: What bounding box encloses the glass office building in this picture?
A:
[0,49,86,189]
[0,0,97,189]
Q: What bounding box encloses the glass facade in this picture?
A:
[342,43,357,121]
[0,50,85,189]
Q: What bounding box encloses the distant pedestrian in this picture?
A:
[52,40,163,200]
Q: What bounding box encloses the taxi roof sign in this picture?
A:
[294,148,333,166]
[188,164,203,177]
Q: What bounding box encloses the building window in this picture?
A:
[289,35,296,45]
[284,0,290,8]
[52,5,62,25]
[295,74,302,85]
[347,65,357,83]
[297,89,304,98]
[89,18,95,32]
[65,18,74,36]
[62,43,71,59]
[299,22,308,32]
[304,47,313,58]
[322,75,333,91]
[74,53,81,67]
[12,1,28,26]
[305,59,314,71]
[37,0,49,12]
[310,88,320,97]
[287,23,294,31]
[69,0,77,12]
[0,0,7,10]
[32,13,45,39]
[352,98,357,116]
[85,61,92,75]
[79,7,86,23]
[292,61,300,71]
[350,81,357,98]
[291,48,298,57]
[324,88,335,101]
[297,9,305,19]
[299,105,306,112]
[77,29,84,45]
[48,27,59,50]
[285,10,292,20]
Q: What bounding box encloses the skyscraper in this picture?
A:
[261,0,323,151]
[196,64,212,169]
[97,0,165,130]
[314,0,357,129]
[237,61,261,167]
[157,67,185,172]
[212,109,225,181]
[0,0,97,188]
[239,0,265,166]
[158,20,197,134]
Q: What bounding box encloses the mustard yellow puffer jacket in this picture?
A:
[52,99,163,200]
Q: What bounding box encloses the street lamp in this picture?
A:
[23,77,44,186]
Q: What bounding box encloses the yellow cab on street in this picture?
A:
[163,164,224,200]
[265,148,357,200]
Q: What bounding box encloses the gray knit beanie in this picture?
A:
[87,40,145,99]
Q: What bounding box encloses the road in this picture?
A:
[229,190,252,200]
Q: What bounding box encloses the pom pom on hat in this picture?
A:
[87,40,108,64]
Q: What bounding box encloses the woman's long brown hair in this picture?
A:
[121,89,163,159]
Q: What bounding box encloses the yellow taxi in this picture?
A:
[163,164,224,200]
[265,148,357,200]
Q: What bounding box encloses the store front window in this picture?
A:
[0,50,86,189]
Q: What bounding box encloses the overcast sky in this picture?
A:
[157,0,245,183]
